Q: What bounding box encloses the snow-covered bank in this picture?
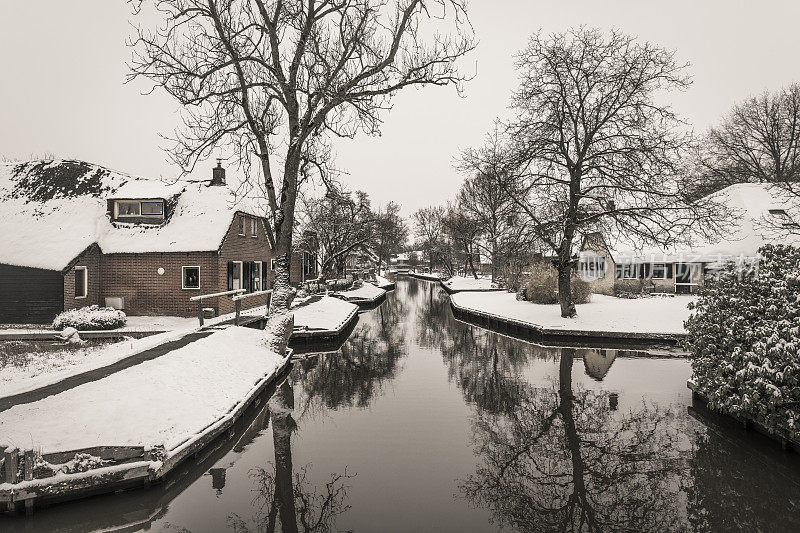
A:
[292,296,359,332]
[408,272,442,281]
[335,282,386,304]
[0,327,287,453]
[441,276,501,292]
[450,292,694,335]
[372,275,395,290]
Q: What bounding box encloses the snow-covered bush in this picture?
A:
[613,279,646,298]
[53,305,126,331]
[520,263,591,304]
[685,244,800,439]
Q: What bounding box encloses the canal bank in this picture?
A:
[3,276,800,531]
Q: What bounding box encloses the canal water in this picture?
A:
[6,277,800,532]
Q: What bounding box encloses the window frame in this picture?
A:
[140,201,164,216]
[651,263,667,280]
[74,266,88,299]
[238,215,245,236]
[578,255,605,280]
[251,217,258,238]
[114,199,165,219]
[270,259,276,271]
[181,265,201,290]
[620,263,638,280]
[115,200,141,218]
[253,261,262,291]
[232,261,243,290]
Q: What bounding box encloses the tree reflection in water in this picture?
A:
[460,349,689,532]
[228,292,408,532]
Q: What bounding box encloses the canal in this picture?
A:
[5,276,800,532]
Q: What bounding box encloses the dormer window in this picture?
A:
[768,209,799,228]
[114,199,165,221]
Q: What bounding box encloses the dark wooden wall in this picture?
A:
[0,264,64,323]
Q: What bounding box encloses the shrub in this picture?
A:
[521,263,591,305]
[53,305,126,331]
[613,279,645,298]
[685,245,800,439]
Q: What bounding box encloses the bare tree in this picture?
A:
[372,201,408,274]
[443,205,481,278]
[412,205,447,272]
[464,28,719,317]
[299,187,375,278]
[129,0,474,351]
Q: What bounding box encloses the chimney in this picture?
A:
[211,158,226,186]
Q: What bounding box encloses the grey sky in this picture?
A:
[2,1,800,216]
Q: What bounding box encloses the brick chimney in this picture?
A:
[211,158,226,186]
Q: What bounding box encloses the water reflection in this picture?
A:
[460,349,689,532]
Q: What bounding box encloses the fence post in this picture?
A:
[235,299,242,326]
[197,299,205,327]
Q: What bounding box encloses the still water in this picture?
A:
[5,277,800,532]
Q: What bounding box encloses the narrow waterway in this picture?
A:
[6,277,800,532]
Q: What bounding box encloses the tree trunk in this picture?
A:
[557,260,576,318]
[466,244,478,279]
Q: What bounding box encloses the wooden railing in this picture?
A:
[189,289,245,326]
[231,289,273,325]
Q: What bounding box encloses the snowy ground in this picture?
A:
[336,282,386,302]
[442,276,500,291]
[450,292,695,335]
[0,327,287,454]
[292,296,359,332]
[0,315,198,337]
[410,271,442,281]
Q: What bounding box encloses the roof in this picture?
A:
[0,160,268,271]
[583,183,800,263]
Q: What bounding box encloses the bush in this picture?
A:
[685,245,800,439]
[53,305,126,331]
[521,263,591,305]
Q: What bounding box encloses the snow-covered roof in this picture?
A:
[587,183,800,263]
[0,160,267,271]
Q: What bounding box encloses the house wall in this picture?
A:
[217,212,273,315]
[0,264,64,323]
[64,246,103,310]
[580,234,616,295]
[100,252,219,316]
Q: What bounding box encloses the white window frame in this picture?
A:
[579,255,605,280]
[238,215,245,236]
[621,263,638,280]
[114,200,164,219]
[232,261,243,290]
[651,263,667,280]
[181,265,201,290]
[74,266,88,299]
[270,259,276,271]
[251,217,258,238]
[253,261,262,291]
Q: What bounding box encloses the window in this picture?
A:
[115,200,164,219]
[578,255,605,280]
[618,263,638,279]
[651,263,667,280]
[271,259,276,271]
[74,266,87,298]
[141,201,164,216]
[238,216,245,236]
[182,266,200,289]
[230,261,243,290]
[251,217,258,238]
[253,261,262,291]
[116,201,140,217]
[769,208,799,228]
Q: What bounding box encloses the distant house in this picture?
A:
[578,183,800,295]
[290,231,319,284]
[0,160,274,323]
[345,245,379,274]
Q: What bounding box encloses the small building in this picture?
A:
[290,231,319,284]
[577,183,800,295]
[0,160,274,323]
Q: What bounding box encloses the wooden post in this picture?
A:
[24,450,34,481]
[4,448,18,484]
[235,299,242,326]
[197,299,204,327]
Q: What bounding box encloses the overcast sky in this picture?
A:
[2,1,800,216]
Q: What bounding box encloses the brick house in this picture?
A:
[0,160,278,322]
[577,183,800,295]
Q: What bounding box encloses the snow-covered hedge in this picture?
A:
[53,305,127,331]
[685,245,800,438]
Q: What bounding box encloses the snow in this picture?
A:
[336,282,385,301]
[292,296,358,332]
[373,275,395,289]
[0,161,268,271]
[450,291,695,335]
[0,326,286,453]
[442,276,499,291]
[411,271,442,281]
